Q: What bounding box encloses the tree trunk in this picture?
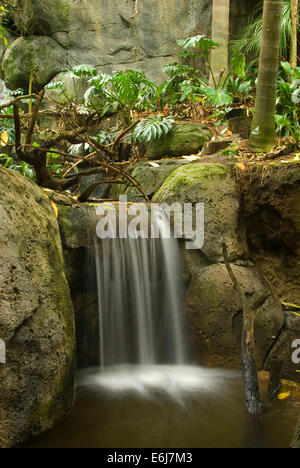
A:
[290,0,299,67]
[210,0,230,86]
[248,0,283,153]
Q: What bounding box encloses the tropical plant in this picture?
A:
[167,35,248,108]
[85,69,158,119]
[231,1,298,62]
[0,155,36,180]
[275,61,300,142]
[249,0,284,152]
[134,115,174,142]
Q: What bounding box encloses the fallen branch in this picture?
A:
[222,243,266,417]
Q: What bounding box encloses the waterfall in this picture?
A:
[94,213,186,369]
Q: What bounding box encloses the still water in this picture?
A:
[28,366,299,449]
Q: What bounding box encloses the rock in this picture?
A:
[4,1,259,89]
[7,0,212,85]
[153,163,248,263]
[203,139,233,155]
[110,159,191,202]
[184,263,284,370]
[58,204,97,249]
[228,116,251,139]
[0,169,75,448]
[264,312,300,381]
[79,172,110,201]
[244,164,300,304]
[3,36,67,90]
[146,123,212,160]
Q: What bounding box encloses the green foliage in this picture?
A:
[198,88,233,108]
[85,69,158,115]
[0,155,36,180]
[226,77,253,100]
[134,115,174,142]
[71,65,98,79]
[177,35,218,58]
[230,52,246,80]
[231,1,297,60]
[275,62,300,142]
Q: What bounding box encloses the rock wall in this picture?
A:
[0,169,75,448]
[3,0,258,90]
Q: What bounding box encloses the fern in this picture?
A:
[134,115,174,143]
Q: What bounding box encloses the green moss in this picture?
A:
[153,163,228,200]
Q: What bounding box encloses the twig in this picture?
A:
[0,94,37,112]
[26,89,45,145]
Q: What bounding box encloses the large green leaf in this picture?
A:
[177,35,218,55]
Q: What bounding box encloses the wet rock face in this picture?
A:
[184,264,284,370]
[152,162,287,375]
[0,169,75,448]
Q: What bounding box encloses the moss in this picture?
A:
[153,163,228,200]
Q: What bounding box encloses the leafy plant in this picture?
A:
[134,115,174,142]
[276,62,300,142]
[0,155,36,180]
[85,69,158,118]
[231,1,297,61]
[172,34,250,108]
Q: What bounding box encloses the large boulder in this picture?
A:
[153,163,248,263]
[0,169,75,448]
[3,36,67,90]
[185,264,284,370]
[110,159,191,202]
[146,123,212,160]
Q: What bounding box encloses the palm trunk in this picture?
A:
[210,0,230,87]
[290,0,299,67]
[248,0,283,153]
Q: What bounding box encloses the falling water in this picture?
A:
[94,212,186,369]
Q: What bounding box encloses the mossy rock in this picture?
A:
[153,163,248,263]
[110,159,191,202]
[0,169,75,448]
[11,0,71,35]
[3,36,67,90]
[146,122,212,160]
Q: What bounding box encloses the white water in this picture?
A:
[94,214,186,370]
[78,365,240,402]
